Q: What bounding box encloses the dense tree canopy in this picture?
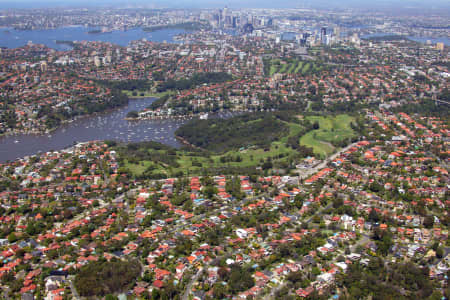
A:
[74,258,141,297]
[175,112,289,152]
[156,72,233,92]
[337,259,435,300]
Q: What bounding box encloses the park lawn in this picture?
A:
[268,59,324,76]
[300,132,335,158]
[294,61,304,74]
[170,147,284,176]
[279,63,289,73]
[124,147,178,176]
[211,142,294,167]
[146,91,175,98]
[176,153,212,167]
[269,64,280,76]
[302,63,310,74]
[178,139,295,169]
[279,122,305,144]
[300,114,355,158]
[287,61,298,74]
[315,115,354,142]
[123,114,355,176]
[125,118,306,177]
[172,120,302,175]
[124,160,154,176]
[287,122,305,135]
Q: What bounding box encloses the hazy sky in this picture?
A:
[0,0,449,10]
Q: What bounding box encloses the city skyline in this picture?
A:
[0,0,449,11]
[0,3,448,300]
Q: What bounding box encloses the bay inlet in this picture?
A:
[0,98,187,163]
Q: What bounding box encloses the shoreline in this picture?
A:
[124,108,251,122]
[124,91,173,99]
[126,94,162,99]
[0,110,118,138]
[175,135,203,151]
[0,96,143,138]
[125,114,196,121]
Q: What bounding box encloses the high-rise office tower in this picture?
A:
[320,27,327,44]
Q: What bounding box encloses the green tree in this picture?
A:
[7,232,18,243]
[423,215,434,228]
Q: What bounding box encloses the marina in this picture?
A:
[0,97,245,163]
[0,97,185,162]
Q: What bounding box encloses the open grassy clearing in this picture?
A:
[122,141,297,177]
[124,160,151,175]
[300,114,355,158]
[302,63,310,73]
[279,63,289,73]
[300,133,334,158]
[124,118,306,177]
[287,61,298,74]
[294,61,304,73]
[267,58,322,76]
[121,114,355,177]
[172,142,296,174]
[172,120,305,174]
[269,65,279,77]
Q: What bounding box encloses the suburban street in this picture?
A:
[182,267,204,300]
[297,142,358,180]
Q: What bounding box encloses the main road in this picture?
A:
[297,142,358,180]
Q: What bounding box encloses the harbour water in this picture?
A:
[0,26,187,50]
[0,26,194,162]
[0,98,187,162]
[0,98,243,162]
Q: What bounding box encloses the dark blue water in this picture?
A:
[0,26,186,50]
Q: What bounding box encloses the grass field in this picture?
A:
[179,142,294,169]
[172,120,305,174]
[294,61,304,74]
[267,58,323,76]
[122,114,355,177]
[124,160,155,175]
[287,62,297,74]
[279,63,289,73]
[123,120,306,177]
[300,114,355,158]
[124,142,298,177]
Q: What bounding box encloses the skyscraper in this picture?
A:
[320,27,327,44]
[334,27,340,41]
[222,7,228,28]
